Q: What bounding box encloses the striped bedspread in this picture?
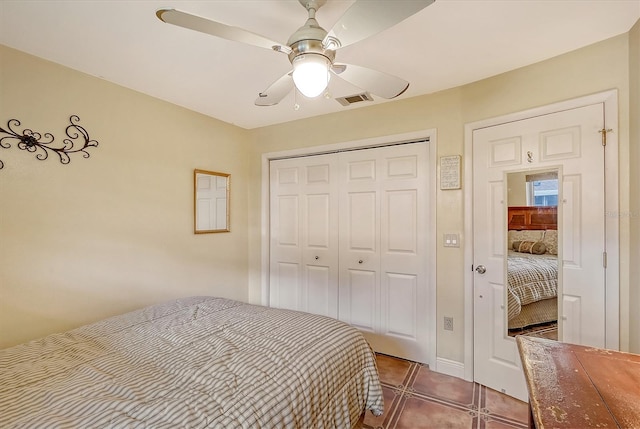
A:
[0,297,383,428]
[507,252,558,320]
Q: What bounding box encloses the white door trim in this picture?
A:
[261,129,438,367]
[463,90,620,382]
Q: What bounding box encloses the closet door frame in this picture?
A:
[260,129,438,367]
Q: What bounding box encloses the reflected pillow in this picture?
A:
[542,230,558,255]
[512,240,547,255]
[508,230,544,249]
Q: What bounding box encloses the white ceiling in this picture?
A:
[1,0,638,129]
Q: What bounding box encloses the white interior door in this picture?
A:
[269,154,339,317]
[338,143,430,363]
[473,103,608,400]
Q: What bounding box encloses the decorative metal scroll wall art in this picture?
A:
[0,115,98,169]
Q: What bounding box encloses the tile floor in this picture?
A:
[363,354,529,429]
[508,321,558,341]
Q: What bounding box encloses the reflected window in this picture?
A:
[526,172,558,206]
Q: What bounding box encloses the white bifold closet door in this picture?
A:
[269,142,430,363]
[269,153,340,318]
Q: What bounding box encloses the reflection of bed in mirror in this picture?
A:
[507,206,558,332]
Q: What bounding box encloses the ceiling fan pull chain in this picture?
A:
[294,88,300,111]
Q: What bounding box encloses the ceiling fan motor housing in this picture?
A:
[287,1,335,66]
[288,39,335,67]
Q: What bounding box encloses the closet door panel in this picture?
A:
[306,265,331,317]
[386,189,418,254]
[276,195,300,248]
[306,194,331,248]
[339,152,381,329]
[347,269,377,332]
[347,192,377,251]
[378,143,430,363]
[270,155,339,317]
[270,192,301,310]
[302,156,339,318]
[385,272,417,339]
[274,262,300,311]
[347,159,376,181]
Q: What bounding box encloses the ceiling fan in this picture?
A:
[156,0,434,106]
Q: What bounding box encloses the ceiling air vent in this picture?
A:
[335,92,374,106]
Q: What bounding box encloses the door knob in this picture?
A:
[358,259,363,264]
[475,265,486,274]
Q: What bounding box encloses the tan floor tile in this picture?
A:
[393,397,475,429]
[483,387,529,423]
[375,353,413,386]
[410,364,476,405]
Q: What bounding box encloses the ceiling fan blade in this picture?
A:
[324,0,434,50]
[332,64,409,99]
[156,9,289,53]
[255,72,294,106]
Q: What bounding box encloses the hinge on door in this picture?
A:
[603,251,607,269]
[598,128,613,146]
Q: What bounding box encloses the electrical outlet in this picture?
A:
[444,316,454,331]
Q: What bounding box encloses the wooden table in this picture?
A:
[516,336,640,429]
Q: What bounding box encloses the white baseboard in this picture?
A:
[434,357,466,380]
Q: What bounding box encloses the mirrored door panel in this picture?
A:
[506,169,559,340]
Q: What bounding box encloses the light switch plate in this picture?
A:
[444,233,460,248]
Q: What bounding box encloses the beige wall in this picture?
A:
[0,45,251,348]
[247,31,637,361]
[629,20,640,352]
[507,172,528,207]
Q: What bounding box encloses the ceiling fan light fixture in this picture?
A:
[292,54,331,98]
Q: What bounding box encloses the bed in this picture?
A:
[0,296,384,428]
[507,206,558,331]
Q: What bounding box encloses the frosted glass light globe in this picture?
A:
[292,54,331,98]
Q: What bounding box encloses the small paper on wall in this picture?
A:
[440,155,461,190]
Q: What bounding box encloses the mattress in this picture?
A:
[0,297,384,428]
[507,251,558,321]
[508,297,558,330]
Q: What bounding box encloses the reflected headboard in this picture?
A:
[507,206,557,230]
